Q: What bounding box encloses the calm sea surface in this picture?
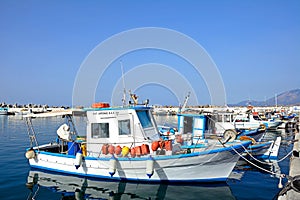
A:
[0,115,293,200]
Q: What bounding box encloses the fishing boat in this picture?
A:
[175,111,281,160]
[24,97,251,183]
[242,136,281,160]
[0,107,8,115]
[234,109,283,130]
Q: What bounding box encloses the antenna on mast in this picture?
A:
[179,92,190,113]
[120,61,126,107]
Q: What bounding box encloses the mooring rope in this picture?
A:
[230,144,288,188]
[240,143,293,165]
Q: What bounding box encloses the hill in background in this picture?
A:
[230,89,300,106]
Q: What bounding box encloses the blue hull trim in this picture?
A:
[29,165,228,183]
[38,141,251,161]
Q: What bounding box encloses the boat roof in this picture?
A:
[24,106,152,118]
[84,106,152,112]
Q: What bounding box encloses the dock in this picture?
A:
[278,124,300,200]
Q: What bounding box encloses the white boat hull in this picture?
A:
[28,143,248,183]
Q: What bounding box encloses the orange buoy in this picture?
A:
[130,148,136,158]
[165,140,172,151]
[115,145,122,155]
[151,141,159,151]
[92,102,110,108]
[108,145,115,154]
[102,144,109,155]
[141,144,150,155]
[135,146,142,157]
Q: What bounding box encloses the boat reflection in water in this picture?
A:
[26,169,235,200]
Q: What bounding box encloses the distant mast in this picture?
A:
[275,93,278,108]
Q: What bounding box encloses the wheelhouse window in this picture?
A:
[136,110,153,128]
[91,123,109,138]
[118,119,130,135]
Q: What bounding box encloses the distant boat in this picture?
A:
[24,97,251,183]
[0,107,8,115]
[172,111,280,160]
[235,111,283,130]
[204,110,282,134]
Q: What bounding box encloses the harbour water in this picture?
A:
[0,115,293,200]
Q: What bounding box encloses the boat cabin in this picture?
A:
[205,112,236,136]
[177,113,206,144]
[85,106,160,156]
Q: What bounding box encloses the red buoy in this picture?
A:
[141,144,150,155]
[102,144,109,155]
[135,146,142,157]
[108,145,115,154]
[151,141,159,151]
[115,145,122,155]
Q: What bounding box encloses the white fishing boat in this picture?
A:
[174,111,281,160]
[234,111,283,130]
[24,97,251,183]
[0,107,8,115]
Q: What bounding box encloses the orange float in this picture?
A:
[141,144,150,155]
[151,141,159,151]
[130,148,136,158]
[102,144,109,155]
[165,140,172,151]
[115,145,122,155]
[108,145,115,154]
[135,146,142,157]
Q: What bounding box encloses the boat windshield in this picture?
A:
[136,110,153,128]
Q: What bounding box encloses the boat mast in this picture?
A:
[120,61,126,107]
[179,92,190,113]
[275,93,278,108]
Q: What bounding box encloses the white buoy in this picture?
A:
[25,149,35,159]
[75,150,83,169]
[146,156,154,178]
[109,156,117,177]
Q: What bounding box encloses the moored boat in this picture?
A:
[24,98,251,183]
[0,107,8,115]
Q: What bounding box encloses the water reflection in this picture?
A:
[26,169,235,200]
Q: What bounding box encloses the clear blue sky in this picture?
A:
[1,0,299,106]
